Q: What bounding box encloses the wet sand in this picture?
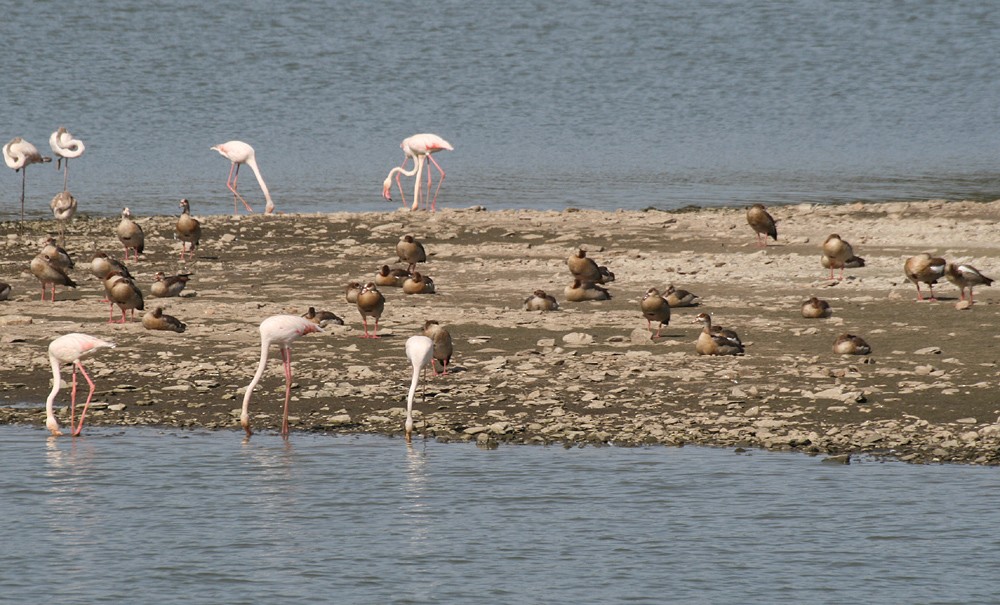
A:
[3,200,1000,464]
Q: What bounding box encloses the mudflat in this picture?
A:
[2,200,1000,464]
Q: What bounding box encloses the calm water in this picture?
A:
[0,425,997,604]
[2,0,999,219]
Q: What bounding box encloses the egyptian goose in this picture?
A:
[151,272,191,298]
[801,296,832,318]
[833,334,871,355]
[665,284,700,307]
[41,237,74,270]
[302,306,344,327]
[0,282,11,301]
[693,312,744,356]
[345,281,361,304]
[396,235,427,273]
[402,272,435,294]
[375,264,410,287]
[107,271,144,323]
[945,262,993,304]
[117,207,144,261]
[423,320,454,375]
[567,248,614,283]
[640,287,671,338]
[142,307,186,333]
[822,234,864,280]
[746,204,777,246]
[523,290,559,311]
[564,278,611,302]
[30,254,76,302]
[904,253,947,301]
[356,282,385,338]
[176,199,202,261]
[90,251,131,280]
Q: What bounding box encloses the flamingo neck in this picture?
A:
[241,340,271,423]
[45,357,62,432]
[244,156,274,213]
[406,361,422,429]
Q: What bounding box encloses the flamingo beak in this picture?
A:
[382,179,393,202]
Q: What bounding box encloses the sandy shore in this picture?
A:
[3,200,1000,464]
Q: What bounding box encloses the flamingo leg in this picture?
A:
[425,154,447,212]
[410,157,425,212]
[227,163,255,214]
[281,347,292,439]
[69,364,78,434]
[72,361,97,437]
[63,160,69,192]
[19,169,26,229]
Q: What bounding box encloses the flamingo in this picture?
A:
[45,333,115,437]
[50,191,77,245]
[382,133,452,211]
[404,335,434,442]
[240,315,322,439]
[49,127,85,192]
[210,141,274,215]
[3,137,52,226]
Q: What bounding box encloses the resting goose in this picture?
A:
[693,312,744,356]
[564,278,611,302]
[801,296,832,319]
[665,284,700,307]
[523,290,559,311]
[142,307,186,333]
[833,334,871,355]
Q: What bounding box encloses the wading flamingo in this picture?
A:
[382,133,452,211]
[241,315,322,439]
[211,140,274,215]
[3,137,51,226]
[49,127,85,192]
[45,333,115,437]
[404,335,434,442]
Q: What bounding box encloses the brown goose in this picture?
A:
[564,278,611,302]
[30,254,77,302]
[640,287,671,338]
[151,272,191,298]
[693,312,744,356]
[142,307,186,333]
[665,284,700,307]
[904,253,947,301]
[801,296,832,318]
[402,272,435,294]
[423,320,454,375]
[41,237,74,270]
[357,282,385,338]
[176,199,202,261]
[945,262,994,304]
[833,334,871,355]
[396,235,427,273]
[90,251,131,280]
[345,281,361,304]
[107,271,144,323]
[375,264,410,287]
[302,306,344,327]
[746,204,777,246]
[0,281,11,301]
[822,234,863,280]
[117,207,144,261]
[567,248,614,283]
[523,289,559,311]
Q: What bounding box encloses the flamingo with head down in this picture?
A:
[45,333,116,437]
[211,140,275,215]
[382,133,453,211]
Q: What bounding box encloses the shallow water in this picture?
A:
[3,0,999,219]
[0,425,996,604]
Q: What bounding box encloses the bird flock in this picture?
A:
[4,130,991,443]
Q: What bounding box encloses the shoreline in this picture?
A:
[3,200,1000,464]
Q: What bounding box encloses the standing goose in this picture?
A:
[523,290,559,311]
[41,237,74,271]
[142,307,187,333]
[904,253,947,301]
[422,320,453,375]
[945,262,994,304]
[30,254,77,302]
[50,191,77,245]
[117,207,145,261]
[3,137,51,226]
[567,248,614,283]
[150,272,191,298]
[396,235,427,273]
[175,199,202,261]
[801,296,833,318]
[746,204,777,247]
[356,282,385,338]
[49,127,85,191]
[693,313,744,356]
[640,287,671,338]
[822,234,863,280]
[107,272,144,323]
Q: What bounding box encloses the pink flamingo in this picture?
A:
[49,127,85,192]
[45,333,116,437]
[210,140,275,215]
[3,137,52,226]
[382,133,453,211]
[240,315,322,439]
[404,335,434,443]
